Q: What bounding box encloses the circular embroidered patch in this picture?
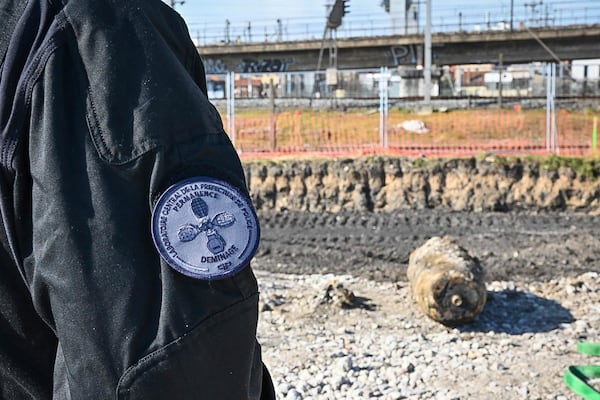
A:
[151,177,260,280]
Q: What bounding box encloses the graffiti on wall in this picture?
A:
[204,59,228,74]
[238,58,294,73]
[204,58,296,74]
[390,45,418,65]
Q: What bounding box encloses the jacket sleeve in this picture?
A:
[20,1,267,398]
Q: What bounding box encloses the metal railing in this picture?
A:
[208,64,600,100]
[188,3,600,46]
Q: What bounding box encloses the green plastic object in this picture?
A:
[565,342,600,400]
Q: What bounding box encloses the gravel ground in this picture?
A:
[253,210,600,399]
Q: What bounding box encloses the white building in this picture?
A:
[571,59,600,81]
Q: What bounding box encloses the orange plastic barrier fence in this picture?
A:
[222,109,598,158]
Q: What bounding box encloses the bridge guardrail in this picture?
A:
[188,4,600,46]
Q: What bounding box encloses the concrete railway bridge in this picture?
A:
[197,24,600,74]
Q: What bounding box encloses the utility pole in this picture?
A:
[315,0,350,97]
[424,0,432,110]
[276,19,283,42]
[525,1,543,26]
[225,19,230,43]
[510,0,514,31]
[498,53,504,109]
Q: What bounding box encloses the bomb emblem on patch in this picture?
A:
[151,177,260,280]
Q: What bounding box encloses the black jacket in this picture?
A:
[0,0,274,398]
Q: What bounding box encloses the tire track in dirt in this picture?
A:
[254,210,600,283]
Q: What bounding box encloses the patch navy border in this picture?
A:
[151,177,260,280]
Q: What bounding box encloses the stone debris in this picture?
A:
[261,293,286,312]
[320,280,357,309]
[396,120,430,135]
[256,269,599,400]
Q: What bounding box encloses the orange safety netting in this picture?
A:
[221,108,598,159]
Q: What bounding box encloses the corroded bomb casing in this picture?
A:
[407,236,486,326]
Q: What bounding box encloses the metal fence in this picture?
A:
[208,63,600,100]
[213,65,600,158]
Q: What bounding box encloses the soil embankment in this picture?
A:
[244,156,600,214]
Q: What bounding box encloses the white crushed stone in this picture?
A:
[255,269,600,400]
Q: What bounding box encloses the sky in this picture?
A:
[172,0,387,23]
[164,0,600,44]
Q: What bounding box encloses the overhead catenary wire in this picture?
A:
[184,1,600,45]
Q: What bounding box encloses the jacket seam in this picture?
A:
[2,30,67,168]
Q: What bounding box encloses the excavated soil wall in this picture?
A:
[244,156,600,214]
